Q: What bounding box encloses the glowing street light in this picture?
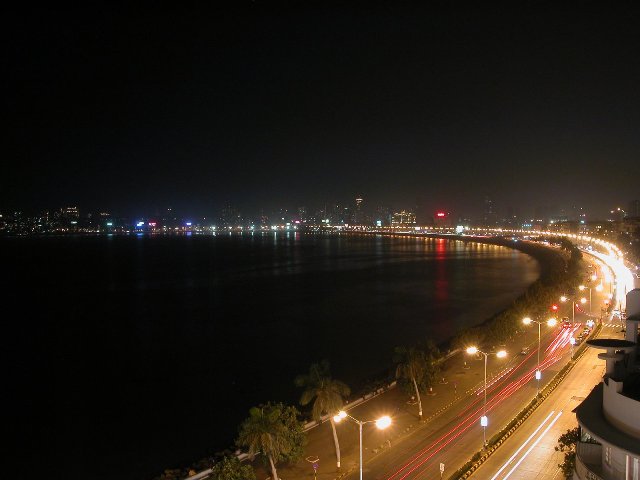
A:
[579,285,593,315]
[560,295,586,323]
[465,346,507,447]
[333,411,391,480]
[523,317,557,397]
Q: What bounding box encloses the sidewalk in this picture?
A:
[251,327,541,480]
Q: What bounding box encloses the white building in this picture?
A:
[573,289,640,480]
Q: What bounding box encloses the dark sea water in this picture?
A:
[2,233,539,480]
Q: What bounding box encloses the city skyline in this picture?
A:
[3,195,639,227]
[4,4,640,219]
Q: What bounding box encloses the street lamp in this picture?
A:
[560,295,587,323]
[333,411,391,480]
[578,285,593,315]
[522,317,557,397]
[465,346,507,447]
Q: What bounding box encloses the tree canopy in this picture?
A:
[236,402,306,479]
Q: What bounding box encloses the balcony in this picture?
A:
[575,456,604,480]
[575,442,604,480]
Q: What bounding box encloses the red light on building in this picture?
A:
[436,212,446,217]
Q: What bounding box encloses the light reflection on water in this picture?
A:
[2,233,539,480]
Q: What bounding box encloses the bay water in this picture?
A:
[2,233,539,479]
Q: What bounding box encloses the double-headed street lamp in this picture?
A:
[465,346,507,447]
[333,411,391,480]
[560,294,587,323]
[522,317,557,396]
[579,283,603,315]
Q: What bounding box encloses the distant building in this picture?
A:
[620,217,640,240]
[62,206,79,221]
[391,210,416,227]
[353,196,365,225]
[548,221,579,234]
[502,206,519,228]
[534,205,557,228]
[297,206,307,223]
[433,211,452,228]
[59,206,80,230]
[220,202,243,227]
[374,205,392,227]
[628,200,640,218]
[483,196,498,228]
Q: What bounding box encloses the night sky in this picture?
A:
[4,3,640,219]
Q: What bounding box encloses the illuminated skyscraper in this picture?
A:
[483,196,498,227]
[391,210,416,226]
[353,196,364,225]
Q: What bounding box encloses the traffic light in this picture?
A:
[551,304,559,312]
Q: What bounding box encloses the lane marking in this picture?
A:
[489,411,556,480]
[501,411,563,479]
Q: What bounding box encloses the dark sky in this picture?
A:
[4,3,640,219]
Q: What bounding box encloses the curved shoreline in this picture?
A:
[354,232,568,350]
[174,232,568,480]
[165,233,572,480]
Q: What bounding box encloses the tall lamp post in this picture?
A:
[522,317,557,397]
[465,346,507,447]
[333,411,391,480]
[580,282,602,316]
[578,285,592,315]
[560,295,587,323]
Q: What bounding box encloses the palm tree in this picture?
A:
[295,360,350,471]
[394,346,428,420]
[236,403,297,480]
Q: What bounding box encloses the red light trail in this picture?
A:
[384,328,574,480]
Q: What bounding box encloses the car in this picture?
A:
[519,347,530,355]
[561,318,572,329]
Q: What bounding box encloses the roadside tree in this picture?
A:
[236,402,305,480]
[295,360,350,471]
[555,426,580,478]
[210,454,255,480]
[394,346,428,420]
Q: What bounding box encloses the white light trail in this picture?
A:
[489,411,557,480]
[501,411,563,479]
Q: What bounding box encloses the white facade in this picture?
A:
[573,289,640,480]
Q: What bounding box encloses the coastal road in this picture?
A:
[349,254,617,480]
[253,312,582,480]
[469,318,621,480]
[464,251,629,480]
[364,323,586,480]
[251,250,624,480]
